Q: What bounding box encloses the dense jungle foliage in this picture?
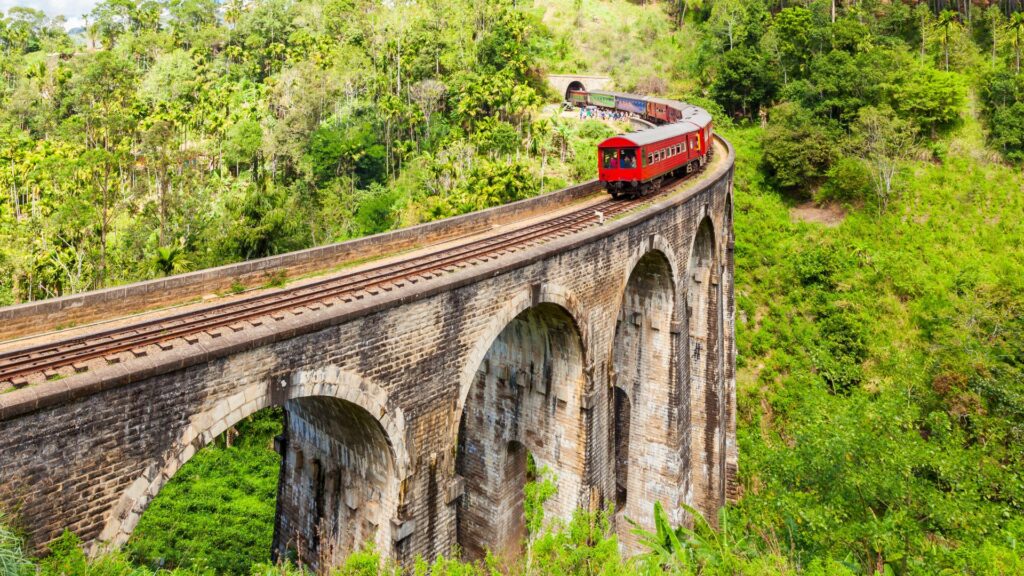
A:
[2,0,1023,574]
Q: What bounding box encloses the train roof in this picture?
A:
[587,90,713,128]
[599,122,700,147]
[589,90,642,100]
[677,104,713,126]
[644,96,678,107]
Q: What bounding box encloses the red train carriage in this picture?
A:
[562,87,714,197]
[598,111,713,198]
[645,97,680,123]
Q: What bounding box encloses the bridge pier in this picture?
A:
[273,396,400,571]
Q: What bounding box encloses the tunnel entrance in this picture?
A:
[565,80,586,101]
[610,250,676,552]
[455,302,587,562]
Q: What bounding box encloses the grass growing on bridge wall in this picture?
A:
[125,409,284,575]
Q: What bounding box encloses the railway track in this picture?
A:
[0,177,693,389]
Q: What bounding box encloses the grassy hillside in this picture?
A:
[726,123,1024,571]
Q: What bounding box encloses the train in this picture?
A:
[567,89,714,199]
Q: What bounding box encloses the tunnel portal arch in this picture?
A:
[566,80,586,100]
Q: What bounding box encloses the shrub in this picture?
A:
[761,103,836,193]
[818,157,872,204]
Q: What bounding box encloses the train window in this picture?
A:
[682,140,687,152]
[602,149,619,169]
[648,154,653,165]
[621,149,637,168]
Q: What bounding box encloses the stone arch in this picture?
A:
[566,80,586,100]
[724,192,734,248]
[609,248,677,552]
[453,283,588,432]
[686,216,723,518]
[97,367,408,570]
[455,299,588,561]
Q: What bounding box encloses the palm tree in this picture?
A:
[1011,12,1024,74]
[224,0,245,30]
[938,10,959,72]
[153,244,191,276]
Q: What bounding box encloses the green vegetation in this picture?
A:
[2,0,1023,574]
[0,0,608,305]
[126,409,283,574]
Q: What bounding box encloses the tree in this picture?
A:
[711,46,778,119]
[889,65,965,136]
[761,102,836,192]
[5,7,46,53]
[66,51,139,285]
[936,10,960,71]
[224,0,245,30]
[89,0,160,48]
[989,101,1024,162]
[1011,12,1024,74]
[771,7,815,83]
[708,0,747,51]
[139,120,181,248]
[409,79,447,143]
[674,0,703,29]
[152,242,191,276]
[983,5,1004,64]
[852,106,917,214]
[786,48,887,126]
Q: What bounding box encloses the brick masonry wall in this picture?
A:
[0,140,735,572]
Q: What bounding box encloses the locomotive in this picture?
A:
[567,89,714,199]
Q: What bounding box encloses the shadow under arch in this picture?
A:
[97,368,408,572]
[453,283,589,430]
[455,300,588,562]
[609,248,678,552]
[685,216,724,519]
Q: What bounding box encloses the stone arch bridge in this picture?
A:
[0,140,736,572]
